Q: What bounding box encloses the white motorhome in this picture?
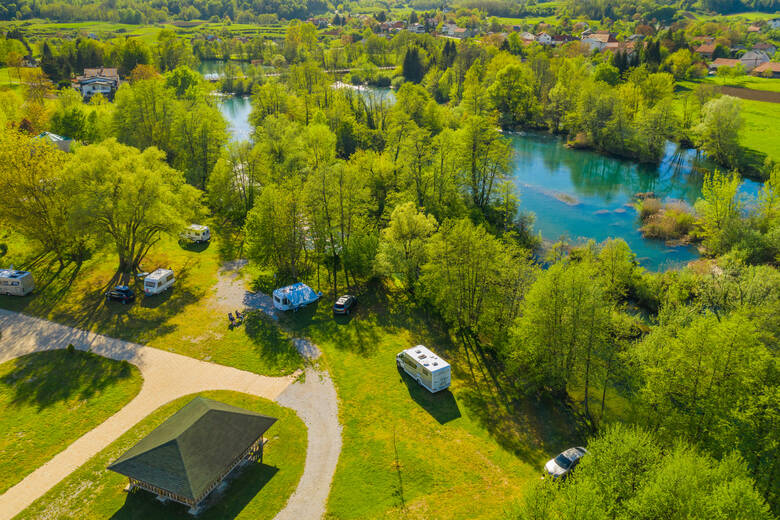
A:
[0,268,35,296]
[143,268,175,296]
[396,345,451,393]
[182,224,211,243]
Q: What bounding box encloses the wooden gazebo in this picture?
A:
[107,397,277,515]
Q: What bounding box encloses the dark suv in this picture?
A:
[333,295,357,315]
[105,285,135,304]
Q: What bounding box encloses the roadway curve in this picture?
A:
[0,308,341,520]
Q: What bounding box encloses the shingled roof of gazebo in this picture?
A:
[108,397,276,503]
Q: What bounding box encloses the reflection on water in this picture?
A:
[509,132,762,270]
[217,95,253,142]
[213,80,763,271]
[198,60,252,81]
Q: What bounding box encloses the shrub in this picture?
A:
[640,201,695,240]
[372,73,392,87]
[66,343,76,353]
[636,197,662,221]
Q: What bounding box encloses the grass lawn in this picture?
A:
[16,390,306,520]
[0,230,302,377]
[739,98,780,162]
[0,350,142,494]
[684,76,780,94]
[266,277,584,520]
[674,83,780,166]
[694,11,780,21]
[0,67,25,89]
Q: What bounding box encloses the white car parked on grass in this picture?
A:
[544,447,588,480]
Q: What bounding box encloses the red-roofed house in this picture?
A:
[752,61,780,78]
[708,58,740,73]
[695,43,718,59]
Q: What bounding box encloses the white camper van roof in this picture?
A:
[187,224,209,232]
[0,268,30,279]
[145,268,173,282]
[402,345,450,372]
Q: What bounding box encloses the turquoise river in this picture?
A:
[214,83,761,270]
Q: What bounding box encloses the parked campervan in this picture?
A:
[182,224,211,243]
[143,268,175,296]
[272,283,322,311]
[396,345,451,393]
[0,268,35,296]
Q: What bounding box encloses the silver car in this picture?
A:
[544,447,587,479]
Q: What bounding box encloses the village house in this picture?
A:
[753,42,776,57]
[581,31,616,52]
[451,27,470,39]
[694,42,718,59]
[408,23,425,34]
[307,17,329,28]
[551,34,578,46]
[72,67,120,100]
[518,31,536,42]
[752,61,780,78]
[536,32,553,45]
[708,57,741,73]
[740,49,770,70]
[770,18,780,29]
[440,23,457,36]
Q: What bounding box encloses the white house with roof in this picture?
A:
[536,32,553,45]
[72,67,120,100]
[440,23,457,36]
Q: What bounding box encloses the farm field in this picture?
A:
[0,231,302,377]
[0,350,142,494]
[685,76,780,94]
[0,19,287,45]
[16,390,306,520]
[675,80,780,167]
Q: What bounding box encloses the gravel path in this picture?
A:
[213,264,322,359]
[0,303,340,519]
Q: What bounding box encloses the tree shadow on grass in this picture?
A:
[244,311,301,369]
[48,262,203,343]
[177,240,211,253]
[396,365,461,424]
[456,372,588,465]
[0,349,134,411]
[109,463,279,520]
[739,147,768,179]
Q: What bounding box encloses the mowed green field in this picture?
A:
[676,80,780,163]
[0,350,142,494]
[693,10,780,21]
[739,97,780,161]
[17,391,306,520]
[691,76,780,94]
[272,278,581,520]
[0,231,302,377]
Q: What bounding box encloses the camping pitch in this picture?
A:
[272,283,322,311]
